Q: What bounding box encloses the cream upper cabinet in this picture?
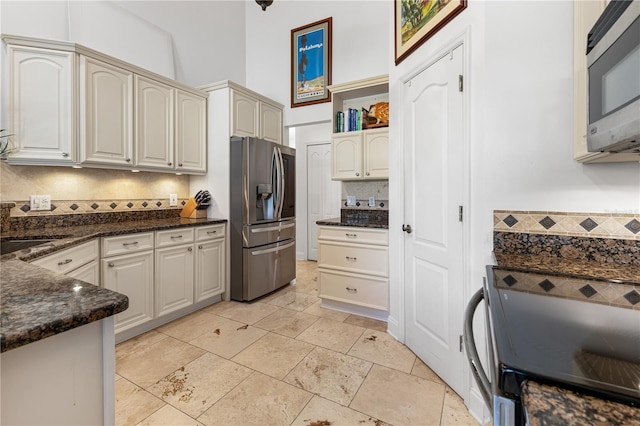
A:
[135,75,174,170]
[573,0,639,163]
[259,102,283,144]
[332,133,362,179]
[5,41,76,165]
[230,86,283,144]
[2,34,208,174]
[79,55,134,167]
[175,90,207,173]
[331,128,388,180]
[329,75,389,180]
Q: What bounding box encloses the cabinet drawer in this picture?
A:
[195,224,225,241]
[31,240,99,275]
[318,268,388,311]
[155,228,195,248]
[318,241,388,277]
[318,226,388,245]
[102,232,154,257]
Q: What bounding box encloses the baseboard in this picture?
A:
[320,299,389,322]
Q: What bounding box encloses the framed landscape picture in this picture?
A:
[395,0,466,65]
[291,17,332,108]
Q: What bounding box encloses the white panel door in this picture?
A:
[403,45,466,395]
[307,143,341,260]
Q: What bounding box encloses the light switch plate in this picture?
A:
[30,195,51,211]
[169,194,178,207]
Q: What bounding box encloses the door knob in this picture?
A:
[402,224,412,234]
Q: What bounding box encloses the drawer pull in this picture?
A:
[108,262,115,267]
[58,259,73,266]
[345,233,357,238]
[207,230,217,235]
[170,235,184,240]
[346,287,358,293]
[123,241,139,247]
[188,247,193,252]
[345,256,357,262]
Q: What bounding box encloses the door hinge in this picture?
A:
[458,75,463,92]
[459,335,464,352]
[458,205,463,222]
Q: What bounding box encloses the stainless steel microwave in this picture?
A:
[586,0,640,153]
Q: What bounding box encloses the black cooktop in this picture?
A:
[485,266,640,406]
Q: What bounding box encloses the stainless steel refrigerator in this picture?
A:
[230,136,296,301]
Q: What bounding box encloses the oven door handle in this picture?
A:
[463,287,492,410]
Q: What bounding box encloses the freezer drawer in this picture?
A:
[241,239,296,301]
[243,220,296,248]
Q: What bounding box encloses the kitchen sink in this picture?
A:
[0,239,53,255]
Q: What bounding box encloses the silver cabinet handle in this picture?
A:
[207,230,217,235]
[198,245,203,249]
[61,152,69,157]
[168,162,172,166]
[345,233,357,238]
[170,235,183,240]
[108,262,115,267]
[355,172,360,176]
[123,241,139,247]
[178,163,183,167]
[188,247,193,252]
[345,256,357,262]
[366,172,370,176]
[346,287,357,293]
[126,158,131,163]
[58,259,73,266]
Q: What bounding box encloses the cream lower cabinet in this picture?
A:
[155,228,195,316]
[30,240,99,285]
[194,224,226,302]
[331,128,389,180]
[102,232,155,334]
[317,226,389,319]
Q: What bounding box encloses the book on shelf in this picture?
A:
[335,108,367,133]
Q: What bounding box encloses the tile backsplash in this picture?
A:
[494,210,640,240]
[8,198,187,217]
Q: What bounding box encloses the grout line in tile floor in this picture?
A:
[115,261,479,426]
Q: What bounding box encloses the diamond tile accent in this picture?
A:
[539,216,556,230]
[127,202,134,208]
[503,275,518,287]
[50,204,57,211]
[70,204,79,211]
[579,218,598,232]
[20,204,30,213]
[503,215,518,227]
[110,202,118,209]
[181,200,186,206]
[579,284,597,298]
[538,279,555,292]
[625,219,640,235]
[623,290,640,305]
[142,202,149,207]
[156,201,162,207]
[91,203,99,210]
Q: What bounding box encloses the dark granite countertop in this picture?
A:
[316,217,389,229]
[494,253,640,285]
[0,217,227,352]
[522,381,640,426]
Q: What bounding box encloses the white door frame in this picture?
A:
[389,28,473,405]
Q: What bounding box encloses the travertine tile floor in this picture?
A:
[115,261,479,426]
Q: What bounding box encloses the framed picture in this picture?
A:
[291,17,332,108]
[395,0,466,65]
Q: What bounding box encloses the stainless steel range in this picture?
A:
[465,266,640,425]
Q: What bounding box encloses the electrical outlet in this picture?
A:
[368,196,376,207]
[30,195,51,211]
[169,194,178,207]
[346,196,356,206]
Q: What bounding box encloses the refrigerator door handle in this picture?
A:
[250,240,295,256]
[273,146,284,219]
[251,223,296,233]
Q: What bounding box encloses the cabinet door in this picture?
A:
[102,251,154,333]
[195,238,225,302]
[175,90,207,173]
[363,129,389,179]
[331,133,362,180]
[231,89,259,138]
[7,45,75,165]
[67,260,100,286]
[135,75,174,170]
[155,244,194,316]
[259,102,283,144]
[80,55,134,166]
